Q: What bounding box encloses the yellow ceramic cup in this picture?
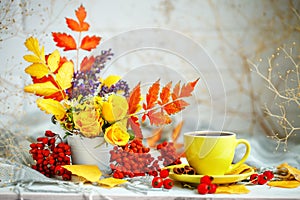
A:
[184,131,251,175]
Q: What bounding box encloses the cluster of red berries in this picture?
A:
[157,141,181,166]
[197,175,218,195]
[109,139,181,179]
[29,130,72,180]
[151,169,174,189]
[250,170,274,185]
[110,139,157,178]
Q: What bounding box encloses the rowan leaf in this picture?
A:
[24,37,45,63]
[55,61,74,90]
[172,81,181,100]
[80,35,101,51]
[52,32,77,51]
[179,78,199,97]
[24,81,60,97]
[36,98,66,120]
[62,165,101,183]
[159,81,172,105]
[127,83,141,114]
[80,56,95,72]
[47,50,60,73]
[128,115,143,139]
[25,63,49,79]
[145,80,160,109]
[163,99,189,115]
[65,5,90,32]
[147,110,171,126]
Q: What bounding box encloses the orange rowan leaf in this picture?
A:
[172,81,181,100]
[145,80,160,109]
[66,5,90,32]
[147,110,171,126]
[159,81,172,105]
[172,120,184,142]
[128,115,143,139]
[52,32,77,51]
[163,99,189,115]
[80,35,101,51]
[80,56,95,72]
[127,83,141,114]
[147,128,163,148]
[179,78,199,97]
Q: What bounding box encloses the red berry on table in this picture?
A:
[200,175,213,184]
[257,174,268,185]
[250,173,259,184]
[208,184,217,194]
[160,169,169,178]
[197,183,209,194]
[152,177,164,188]
[263,170,274,180]
[163,178,174,189]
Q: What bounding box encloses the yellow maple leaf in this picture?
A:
[23,37,45,63]
[36,98,66,120]
[97,177,127,188]
[216,184,250,194]
[47,50,60,73]
[24,82,60,96]
[55,61,74,90]
[62,165,102,183]
[25,63,49,79]
[268,180,300,188]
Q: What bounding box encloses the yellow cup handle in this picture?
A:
[226,139,251,174]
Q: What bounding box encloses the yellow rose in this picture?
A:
[102,94,128,123]
[104,122,130,146]
[73,108,103,138]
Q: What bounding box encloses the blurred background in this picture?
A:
[0,0,299,160]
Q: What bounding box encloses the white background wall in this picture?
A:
[0,0,299,151]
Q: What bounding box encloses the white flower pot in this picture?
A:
[67,135,113,174]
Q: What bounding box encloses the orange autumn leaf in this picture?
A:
[163,99,189,115]
[66,5,90,32]
[143,79,160,110]
[179,78,199,97]
[127,83,141,114]
[147,110,171,126]
[171,81,181,100]
[159,81,172,105]
[80,56,95,72]
[80,35,101,51]
[147,128,163,148]
[52,32,77,51]
[128,115,142,139]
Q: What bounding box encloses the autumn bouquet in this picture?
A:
[23,5,199,147]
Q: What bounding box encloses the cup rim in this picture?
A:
[184,130,236,137]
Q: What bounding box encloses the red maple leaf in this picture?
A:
[80,35,101,51]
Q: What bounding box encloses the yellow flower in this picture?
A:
[104,122,130,146]
[73,108,103,138]
[102,94,128,123]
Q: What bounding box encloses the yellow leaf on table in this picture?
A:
[56,61,74,90]
[216,185,250,194]
[62,165,102,183]
[24,82,59,96]
[268,181,300,188]
[24,37,45,63]
[277,163,300,181]
[36,99,66,120]
[25,63,50,79]
[47,50,60,73]
[97,177,127,188]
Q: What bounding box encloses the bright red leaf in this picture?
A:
[80,35,101,51]
[163,99,189,115]
[159,81,172,105]
[52,32,77,51]
[127,83,141,115]
[179,78,200,97]
[144,80,160,110]
[147,110,171,126]
[80,56,95,72]
[66,5,90,32]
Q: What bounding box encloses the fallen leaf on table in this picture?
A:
[97,177,127,187]
[62,165,102,183]
[216,185,250,194]
[277,163,300,181]
[268,180,300,188]
[226,164,254,175]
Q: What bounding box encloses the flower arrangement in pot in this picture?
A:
[23,5,199,174]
